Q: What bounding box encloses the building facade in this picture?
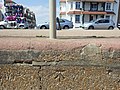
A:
[0,0,36,28]
[117,1,120,24]
[60,0,119,28]
[0,0,4,21]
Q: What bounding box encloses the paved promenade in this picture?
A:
[0,29,119,50]
[0,28,119,38]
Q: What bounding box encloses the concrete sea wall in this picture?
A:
[0,44,120,90]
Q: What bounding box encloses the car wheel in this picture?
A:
[25,27,28,29]
[40,26,47,29]
[0,25,5,29]
[108,26,114,30]
[19,25,25,29]
[63,26,69,29]
[88,26,94,29]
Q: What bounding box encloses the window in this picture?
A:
[97,19,109,23]
[91,3,98,11]
[104,20,109,23]
[89,15,94,21]
[106,3,111,10]
[106,15,110,19]
[70,15,73,22]
[75,15,80,23]
[60,6,62,10]
[101,3,105,11]
[97,20,103,23]
[100,15,104,18]
[70,2,73,9]
[59,19,65,23]
[76,2,80,10]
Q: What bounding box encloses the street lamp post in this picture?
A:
[49,0,56,39]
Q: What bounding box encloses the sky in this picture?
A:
[14,0,60,24]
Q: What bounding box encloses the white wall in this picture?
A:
[60,3,66,12]
[61,15,67,19]
[0,0,5,13]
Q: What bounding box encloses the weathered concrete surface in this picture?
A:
[0,37,119,90]
[0,65,41,90]
[0,37,119,63]
[0,65,119,90]
[41,66,120,90]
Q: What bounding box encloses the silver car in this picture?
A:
[81,18,115,30]
[37,19,73,29]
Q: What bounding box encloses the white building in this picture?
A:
[60,0,119,28]
[0,0,5,21]
[118,1,120,24]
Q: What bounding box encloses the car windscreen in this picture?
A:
[59,19,65,23]
[90,20,95,23]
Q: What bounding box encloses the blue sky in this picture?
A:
[14,0,60,24]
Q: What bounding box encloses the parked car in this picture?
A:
[0,17,31,29]
[0,20,18,29]
[81,18,115,30]
[17,17,29,29]
[117,23,120,29]
[37,19,73,29]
